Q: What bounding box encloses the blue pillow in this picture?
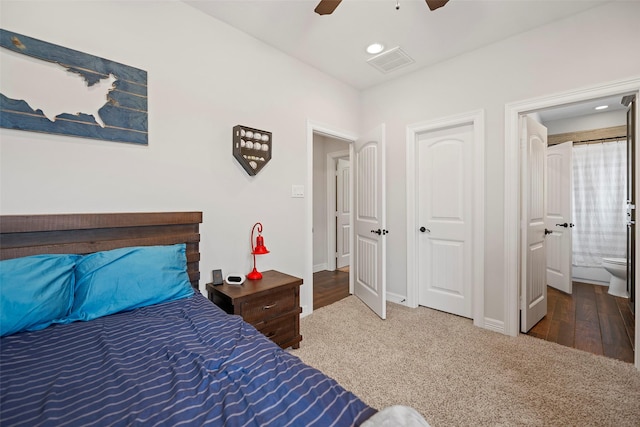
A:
[0,254,80,337]
[67,244,194,322]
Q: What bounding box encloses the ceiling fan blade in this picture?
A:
[315,0,342,15]
[425,0,449,11]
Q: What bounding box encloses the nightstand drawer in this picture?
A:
[241,288,296,323]
[254,313,300,348]
[206,270,302,349]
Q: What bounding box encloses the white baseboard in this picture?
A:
[387,291,408,306]
[313,263,328,273]
[572,265,610,286]
[483,317,505,334]
[573,278,609,286]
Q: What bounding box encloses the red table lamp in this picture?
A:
[248,222,269,280]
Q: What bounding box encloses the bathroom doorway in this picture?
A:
[526,93,636,363]
[505,77,640,370]
[543,100,628,290]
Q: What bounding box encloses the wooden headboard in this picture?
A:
[0,212,203,288]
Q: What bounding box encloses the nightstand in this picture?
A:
[206,270,302,349]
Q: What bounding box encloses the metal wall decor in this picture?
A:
[233,125,272,175]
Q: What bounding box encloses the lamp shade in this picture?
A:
[253,234,269,255]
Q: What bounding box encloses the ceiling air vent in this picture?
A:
[367,47,414,74]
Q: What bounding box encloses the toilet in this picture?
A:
[601,257,629,298]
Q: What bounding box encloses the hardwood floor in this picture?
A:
[313,269,350,310]
[527,282,635,363]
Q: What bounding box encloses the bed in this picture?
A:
[0,212,378,426]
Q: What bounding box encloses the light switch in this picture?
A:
[291,185,305,198]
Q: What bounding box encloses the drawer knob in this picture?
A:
[263,303,278,310]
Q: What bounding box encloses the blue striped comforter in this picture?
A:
[0,293,375,426]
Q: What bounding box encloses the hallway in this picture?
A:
[313,269,349,310]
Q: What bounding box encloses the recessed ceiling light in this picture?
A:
[366,43,385,55]
[595,105,609,110]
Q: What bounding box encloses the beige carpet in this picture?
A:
[290,296,640,426]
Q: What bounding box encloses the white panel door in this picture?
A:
[336,158,350,269]
[354,124,386,319]
[546,141,573,294]
[521,115,548,333]
[417,124,473,318]
[625,96,636,314]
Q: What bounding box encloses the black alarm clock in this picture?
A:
[225,274,246,285]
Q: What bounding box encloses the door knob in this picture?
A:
[544,228,553,235]
[555,222,575,228]
[419,227,430,233]
[370,229,389,235]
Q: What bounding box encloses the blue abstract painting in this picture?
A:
[0,29,148,145]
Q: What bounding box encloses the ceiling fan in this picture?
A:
[315,0,449,15]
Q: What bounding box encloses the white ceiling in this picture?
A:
[183,0,610,91]
[184,0,629,121]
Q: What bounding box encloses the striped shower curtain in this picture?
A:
[572,140,627,267]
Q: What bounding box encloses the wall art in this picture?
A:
[233,125,272,175]
[0,29,148,145]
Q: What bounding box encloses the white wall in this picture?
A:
[360,1,640,323]
[0,0,360,310]
[312,134,349,271]
[312,136,328,269]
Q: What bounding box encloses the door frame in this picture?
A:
[306,120,356,316]
[326,150,350,272]
[406,109,486,328]
[504,77,640,369]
